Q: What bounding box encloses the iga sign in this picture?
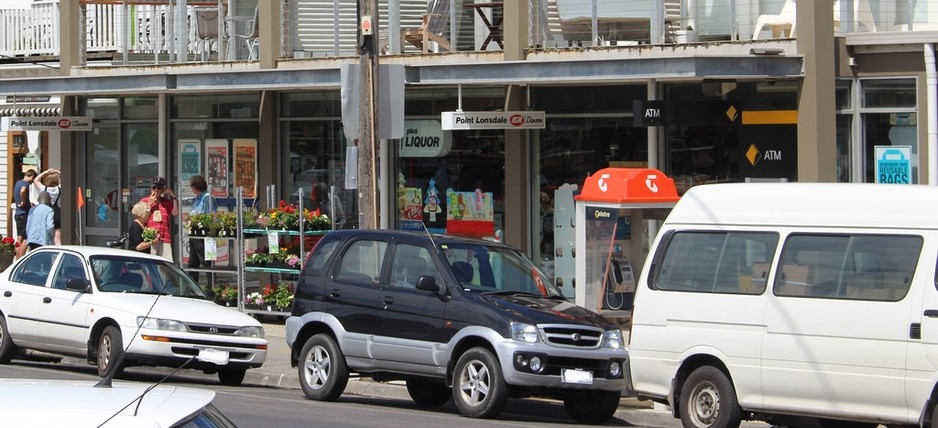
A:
[3,116,92,131]
[400,120,452,157]
[441,111,545,130]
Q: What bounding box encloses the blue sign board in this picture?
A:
[874,146,912,184]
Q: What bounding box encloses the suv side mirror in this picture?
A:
[415,275,440,293]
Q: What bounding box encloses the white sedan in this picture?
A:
[0,246,267,385]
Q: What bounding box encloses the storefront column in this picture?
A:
[258,0,280,69]
[796,0,837,182]
[60,0,80,74]
[504,84,528,252]
[259,91,277,199]
[60,96,77,245]
[503,0,526,61]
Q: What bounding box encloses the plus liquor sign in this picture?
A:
[874,146,912,184]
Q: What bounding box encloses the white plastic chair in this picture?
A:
[236,6,259,60]
[194,9,220,61]
[752,0,796,40]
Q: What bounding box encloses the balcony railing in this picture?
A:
[0,1,934,66]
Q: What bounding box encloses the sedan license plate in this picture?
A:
[197,348,230,365]
[561,368,593,385]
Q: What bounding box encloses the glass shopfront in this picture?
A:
[394,88,505,239]
[280,92,356,229]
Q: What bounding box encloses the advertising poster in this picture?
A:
[444,188,495,238]
[233,139,257,198]
[205,139,229,198]
[178,139,201,198]
[397,187,423,230]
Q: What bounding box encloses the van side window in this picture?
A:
[654,231,779,294]
[775,234,921,301]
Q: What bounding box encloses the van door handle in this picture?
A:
[2,291,10,297]
[924,309,938,318]
[383,296,394,305]
[42,297,52,304]
[329,289,341,298]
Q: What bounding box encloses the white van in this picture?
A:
[628,183,938,428]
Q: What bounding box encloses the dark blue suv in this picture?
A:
[285,230,627,424]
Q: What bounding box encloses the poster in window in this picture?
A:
[205,139,229,198]
[178,139,201,198]
[233,139,257,198]
[444,188,494,239]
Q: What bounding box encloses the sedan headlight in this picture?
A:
[136,317,186,332]
[236,326,265,338]
[510,322,541,343]
[601,329,624,350]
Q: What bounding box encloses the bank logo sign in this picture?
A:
[441,111,546,130]
[3,116,92,131]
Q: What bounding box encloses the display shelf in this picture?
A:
[243,266,301,274]
[243,228,330,236]
[187,266,238,274]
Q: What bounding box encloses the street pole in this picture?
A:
[357,0,379,229]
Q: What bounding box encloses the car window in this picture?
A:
[306,234,342,276]
[442,243,563,297]
[10,251,59,287]
[653,231,779,294]
[52,254,87,290]
[90,255,207,298]
[389,244,439,289]
[775,234,921,301]
[335,239,387,285]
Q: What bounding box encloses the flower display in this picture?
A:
[265,200,300,230]
[244,248,273,265]
[0,236,17,255]
[211,282,238,306]
[244,291,265,306]
[304,208,331,231]
[263,281,294,309]
[286,254,302,269]
[141,227,159,242]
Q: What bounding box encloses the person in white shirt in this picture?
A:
[30,168,62,244]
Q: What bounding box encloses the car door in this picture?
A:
[37,252,92,353]
[325,236,387,358]
[1,250,59,344]
[374,240,449,367]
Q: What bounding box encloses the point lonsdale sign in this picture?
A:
[3,116,92,131]
[441,111,546,130]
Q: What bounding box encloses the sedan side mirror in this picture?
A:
[65,278,90,293]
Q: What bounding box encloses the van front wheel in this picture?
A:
[679,366,741,428]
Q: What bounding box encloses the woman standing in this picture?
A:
[128,202,159,254]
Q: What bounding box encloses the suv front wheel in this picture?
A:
[452,347,508,418]
[298,334,348,401]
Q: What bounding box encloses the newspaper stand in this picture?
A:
[574,168,679,315]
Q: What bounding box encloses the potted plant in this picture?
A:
[211,282,238,306]
[304,208,331,231]
[244,248,273,267]
[244,291,265,307]
[0,236,16,270]
[264,281,294,311]
[141,227,159,243]
[266,200,300,230]
[216,212,237,237]
[186,213,212,236]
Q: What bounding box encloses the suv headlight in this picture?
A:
[510,322,541,343]
[236,326,265,338]
[601,329,623,349]
[136,317,186,332]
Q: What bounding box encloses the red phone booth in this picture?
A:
[574,168,680,316]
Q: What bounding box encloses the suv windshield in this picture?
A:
[441,242,564,298]
[89,255,207,299]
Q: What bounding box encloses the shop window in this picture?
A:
[862,112,917,183]
[836,114,852,182]
[862,79,916,108]
[281,120,354,229]
[82,98,119,120]
[122,97,158,119]
[281,92,341,118]
[836,80,852,110]
[172,94,260,119]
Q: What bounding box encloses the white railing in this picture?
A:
[0,2,59,57]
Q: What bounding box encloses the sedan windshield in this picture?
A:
[89,255,206,299]
[441,243,564,298]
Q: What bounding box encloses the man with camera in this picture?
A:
[141,177,178,261]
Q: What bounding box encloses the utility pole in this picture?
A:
[357,0,379,229]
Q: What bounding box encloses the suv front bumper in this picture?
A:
[492,339,628,392]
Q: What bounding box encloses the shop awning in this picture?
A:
[575,168,679,208]
[0,107,61,116]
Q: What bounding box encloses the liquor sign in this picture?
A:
[3,116,92,131]
[441,111,545,130]
[400,120,452,157]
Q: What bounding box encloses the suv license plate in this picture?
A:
[197,348,230,365]
[561,368,593,384]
